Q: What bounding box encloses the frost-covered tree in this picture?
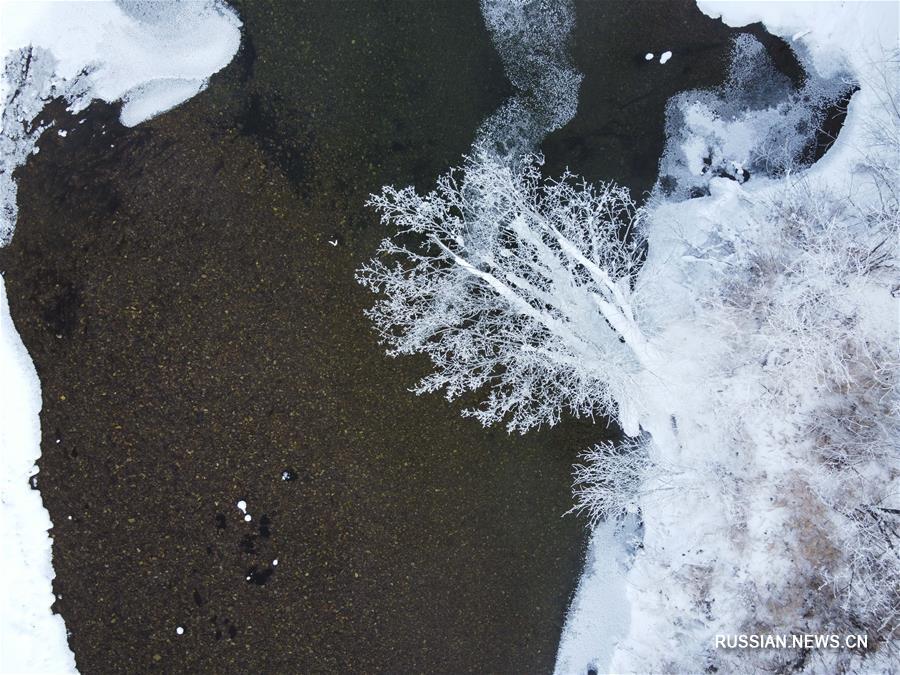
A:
[357,152,650,433]
[359,20,899,674]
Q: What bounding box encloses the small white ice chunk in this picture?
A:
[243,514,252,522]
[176,626,184,635]
[644,52,654,61]
[57,130,67,137]
[660,51,673,64]
[272,559,279,566]
[236,500,247,513]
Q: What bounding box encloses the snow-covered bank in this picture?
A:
[558,2,898,673]
[0,275,75,674]
[0,2,241,671]
[695,1,898,185]
[553,517,633,675]
[0,0,242,243]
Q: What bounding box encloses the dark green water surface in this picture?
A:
[0,1,768,672]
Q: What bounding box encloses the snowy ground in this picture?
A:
[556,2,899,673]
[553,517,634,675]
[0,2,240,672]
[0,275,76,674]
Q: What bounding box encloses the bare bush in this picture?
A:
[569,437,652,525]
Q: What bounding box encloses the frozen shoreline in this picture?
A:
[553,517,634,675]
[555,2,898,673]
[0,275,76,673]
[0,2,240,671]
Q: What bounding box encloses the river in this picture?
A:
[0,1,767,671]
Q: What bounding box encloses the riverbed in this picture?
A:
[0,1,761,671]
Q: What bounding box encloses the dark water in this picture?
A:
[543,1,802,193]
[0,1,762,672]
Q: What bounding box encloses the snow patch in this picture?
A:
[237,499,252,522]
[554,517,635,675]
[0,275,76,674]
[476,0,582,159]
[0,0,242,243]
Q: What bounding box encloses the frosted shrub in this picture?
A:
[810,394,900,654]
[357,151,650,433]
[569,437,652,525]
[798,177,899,651]
[858,50,900,204]
[1,47,66,243]
[705,179,898,663]
[720,182,898,391]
